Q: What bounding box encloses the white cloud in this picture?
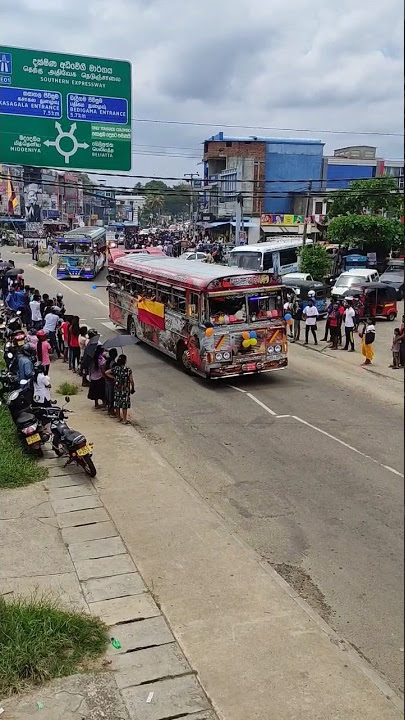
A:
[1,0,403,184]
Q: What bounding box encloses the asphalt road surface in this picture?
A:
[5,251,404,694]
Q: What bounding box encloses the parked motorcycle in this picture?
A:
[6,381,50,456]
[50,397,96,477]
[0,369,20,400]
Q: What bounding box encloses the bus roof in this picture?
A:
[63,226,106,239]
[230,238,312,253]
[111,254,281,290]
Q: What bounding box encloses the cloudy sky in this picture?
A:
[1,0,403,186]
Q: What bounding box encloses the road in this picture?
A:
[5,249,404,694]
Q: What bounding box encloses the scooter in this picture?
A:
[0,369,20,400]
[50,397,97,477]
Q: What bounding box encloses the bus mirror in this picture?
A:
[108,282,116,289]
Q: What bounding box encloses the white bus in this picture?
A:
[229,237,312,275]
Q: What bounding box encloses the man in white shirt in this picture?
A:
[29,293,42,329]
[303,299,319,345]
[43,310,61,358]
[343,300,355,351]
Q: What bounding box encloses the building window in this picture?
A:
[314,201,323,214]
[220,172,237,201]
[226,141,233,147]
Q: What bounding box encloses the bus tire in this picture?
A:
[177,342,191,373]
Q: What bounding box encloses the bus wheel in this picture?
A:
[177,342,191,373]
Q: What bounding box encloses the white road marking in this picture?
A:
[28,263,80,294]
[246,392,277,416]
[94,317,109,320]
[101,321,117,330]
[228,386,404,479]
[85,293,108,307]
[292,415,404,478]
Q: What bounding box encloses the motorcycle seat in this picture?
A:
[61,428,85,445]
[15,411,36,427]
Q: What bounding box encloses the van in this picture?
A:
[331,268,379,298]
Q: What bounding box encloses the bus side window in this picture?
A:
[156,284,171,307]
[262,252,273,271]
[172,288,186,314]
[279,248,297,269]
[187,292,200,319]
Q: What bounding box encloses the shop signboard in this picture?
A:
[0,46,131,171]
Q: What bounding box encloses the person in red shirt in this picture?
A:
[328,304,341,350]
[68,316,81,372]
[60,316,71,363]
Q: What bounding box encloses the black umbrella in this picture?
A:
[102,334,140,349]
[5,268,23,277]
[82,335,101,360]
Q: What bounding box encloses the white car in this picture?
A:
[331,268,379,298]
[283,272,314,282]
[181,251,207,261]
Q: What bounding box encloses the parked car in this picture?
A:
[283,272,314,282]
[379,259,404,300]
[331,268,379,298]
[181,251,207,261]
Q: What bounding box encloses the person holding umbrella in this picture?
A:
[87,344,107,409]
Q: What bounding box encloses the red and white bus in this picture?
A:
[107,254,288,379]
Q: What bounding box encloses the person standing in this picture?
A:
[398,315,405,368]
[343,300,355,351]
[104,348,118,416]
[36,330,52,375]
[291,296,302,342]
[321,300,334,342]
[360,317,375,366]
[47,242,54,265]
[87,345,106,409]
[29,293,43,330]
[105,353,135,424]
[43,308,61,358]
[68,316,81,372]
[33,362,51,406]
[283,295,293,339]
[390,328,401,369]
[303,299,319,345]
[328,304,341,350]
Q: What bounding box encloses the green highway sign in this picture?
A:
[0,46,132,171]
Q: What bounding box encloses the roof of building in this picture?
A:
[206,131,323,145]
[110,254,280,290]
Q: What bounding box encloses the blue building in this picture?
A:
[263,138,324,213]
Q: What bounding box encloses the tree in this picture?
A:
[328,176,403,219]
[328,215,404,253]
[298,244,331,281]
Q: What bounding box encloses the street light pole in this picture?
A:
[302,180,313,247]
[184,172,199,240]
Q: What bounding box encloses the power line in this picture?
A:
[133,117,404,138]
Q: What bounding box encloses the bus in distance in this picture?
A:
[55,226,107,280]
[107,254,288,379]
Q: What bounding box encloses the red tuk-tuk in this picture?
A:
[344,282,398,321]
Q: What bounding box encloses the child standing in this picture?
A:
[36,330,52,375]
[391,328,401,368]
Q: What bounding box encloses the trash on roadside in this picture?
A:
[146,692,154,703]
[110,637,122,650]
[36,701,45,710]
[0,706,4,715]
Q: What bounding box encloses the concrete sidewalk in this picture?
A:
[6,358,398,720]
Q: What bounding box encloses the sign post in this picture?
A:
[0,46,131,171]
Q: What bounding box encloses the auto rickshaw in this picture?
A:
[343,282,398,321]
[282,278,329,316]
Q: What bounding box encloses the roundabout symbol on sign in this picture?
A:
[43,121,89,164]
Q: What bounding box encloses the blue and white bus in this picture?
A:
[55,227,107,280]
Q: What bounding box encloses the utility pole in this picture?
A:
[184,172,199,240]
[302,180,313,247]
[235,193,244,246]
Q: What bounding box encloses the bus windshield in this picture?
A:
[208,292,282,324]
[229,251,262,270]
[57,242,91,254]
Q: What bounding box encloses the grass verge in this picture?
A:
[0,406,47,488]
[56,381,79,396]
[0,594,107,696]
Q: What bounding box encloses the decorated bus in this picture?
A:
[55,227,107,280]
[107,254,288,379]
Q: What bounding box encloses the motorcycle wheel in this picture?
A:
[78,455,97,478]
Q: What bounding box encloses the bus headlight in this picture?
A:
[267,346,274,354]
[215,352,223,361]
[222,351,231,361]
[274,344,282,354]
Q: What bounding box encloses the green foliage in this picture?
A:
[36,259,49,268]
[56,381,79,396]
[298,244,331,281]
[136,179,193,221]
[0,594,107,696]
[328,215,404,252]
[328,176,403,219]
[0,406,47,488]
